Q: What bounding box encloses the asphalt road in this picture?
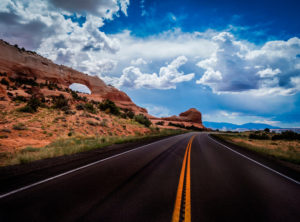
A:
[0,133,299,221]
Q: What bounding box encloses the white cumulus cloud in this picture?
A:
[131,58,148,66]
[111,56,195,89]
[196,32,300,95]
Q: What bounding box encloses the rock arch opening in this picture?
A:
[69,83,91,94]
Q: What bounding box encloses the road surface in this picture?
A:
[0,133,299,221]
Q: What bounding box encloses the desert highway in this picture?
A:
[0,133,299,221]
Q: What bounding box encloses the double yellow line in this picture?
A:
[172,136,195,222]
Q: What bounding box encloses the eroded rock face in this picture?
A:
[0,40,205,128]
[179,108,202,124]
[0,40,145,113]
[160,108,203,127]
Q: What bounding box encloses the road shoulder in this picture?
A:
[209,133,300,182]
[0,134,184,195]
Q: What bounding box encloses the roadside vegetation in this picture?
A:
[0,129,185,166]
[168,122,204,131]
[212,129,300,165]
[0,74,191,166]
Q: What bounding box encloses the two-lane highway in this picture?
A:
[0,133,299,221]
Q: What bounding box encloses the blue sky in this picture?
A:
[0,0,300,127]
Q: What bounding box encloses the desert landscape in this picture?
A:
[0,40,205,165]
[0,1,299,221]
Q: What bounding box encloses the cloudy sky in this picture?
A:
[1,0,300,127]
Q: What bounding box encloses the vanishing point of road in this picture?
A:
[0,133,299,221]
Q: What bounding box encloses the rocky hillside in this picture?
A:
[0,40,205,151]
[0,40,146,114]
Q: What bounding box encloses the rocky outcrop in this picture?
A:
[179,108,202,124]
[0,39,145,113]
[159,108,204,128]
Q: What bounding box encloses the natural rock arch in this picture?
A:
[69,83,92,94]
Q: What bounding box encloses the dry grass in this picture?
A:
[213,132,300,164]
[0,129,186,166]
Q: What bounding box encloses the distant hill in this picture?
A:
[203,121,281,131]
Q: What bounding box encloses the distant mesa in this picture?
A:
[151,108,205,130]
[161,108,202,124]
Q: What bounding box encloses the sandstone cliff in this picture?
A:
[0,40,145,113]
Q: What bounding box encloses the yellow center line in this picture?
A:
[172,136,195,222]
[184,137,193,222]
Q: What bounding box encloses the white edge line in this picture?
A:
[208,134,300,185]
[0,134,185,199]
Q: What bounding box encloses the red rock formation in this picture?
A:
[0,40,145,113]
[0,39,205,128]
[158,108,205,128]
[179,108,202,124]
[161,108,202,124]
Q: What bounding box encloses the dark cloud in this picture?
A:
[0,12,21,25]
[0,16,52,50]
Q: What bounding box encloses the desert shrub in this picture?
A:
[46,81,61,91]
[272,130,300,140]
[168,122,185,128]
[52,94,69,110]
[1,129,11,133]
[0,72,7,77]
[98,99,120,116]
[64,110,76,115]
[134,114,152,127]
[13,123,27,130]
[40,96,46,103]
[21,147,39,153]
[76,103,85,110]
[27,96,42,109]
[126,110,135,119]
[0,78,9,86]
[100,119,108,127]
[87,120,99,126]
[71,90,79,100]
[120,112,127,119]
[7,92,13,97]
[61,106,69,112]
[167,122,202,131]
[249,133,269,140]
[91,100,100,105]
[84,103,97,114]
[69,90,87,101]
[12,95,27,102]
[156,121,165,126]
[186,125,203,131]
[18,105,35,113]
[10,77,38,87]
[25,88,33,95]
[18,97,42,113]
